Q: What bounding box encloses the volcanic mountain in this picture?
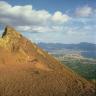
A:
[0,26,95,96]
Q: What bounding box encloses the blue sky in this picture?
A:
[0,0,96,44]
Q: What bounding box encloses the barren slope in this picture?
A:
[0,26,95,96]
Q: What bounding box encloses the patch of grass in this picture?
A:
[61,59,96,80]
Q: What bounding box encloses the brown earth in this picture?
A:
[0,26,95,96]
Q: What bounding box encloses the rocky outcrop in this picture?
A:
[0,26,95,96]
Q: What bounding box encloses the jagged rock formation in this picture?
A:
[0,26,95,96]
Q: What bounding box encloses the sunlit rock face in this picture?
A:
[0,26,95,96]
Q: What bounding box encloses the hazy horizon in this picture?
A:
[0,0,96,44]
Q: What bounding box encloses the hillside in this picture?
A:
[0,26,95,96]
[38,42,96,80]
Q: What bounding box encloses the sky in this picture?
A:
[0,0,96,44]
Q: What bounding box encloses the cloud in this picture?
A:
[0,1,51,26]
[0,1,70,33]
[75,5,93,17]
[0,1,96,43]
[52,11,70,24]
[16,25,65,33]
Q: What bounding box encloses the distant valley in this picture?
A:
[38,42,96,59]
[38,42,96,80]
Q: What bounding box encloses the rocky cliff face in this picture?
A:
[0,26,38,63]
[0,26,95,96]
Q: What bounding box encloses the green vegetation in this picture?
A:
[53,54,96,80]
[62,59,96,80]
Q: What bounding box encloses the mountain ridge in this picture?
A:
[38,42,96,51]
[0,26,95,96]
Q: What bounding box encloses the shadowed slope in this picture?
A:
[0,26,95,96]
